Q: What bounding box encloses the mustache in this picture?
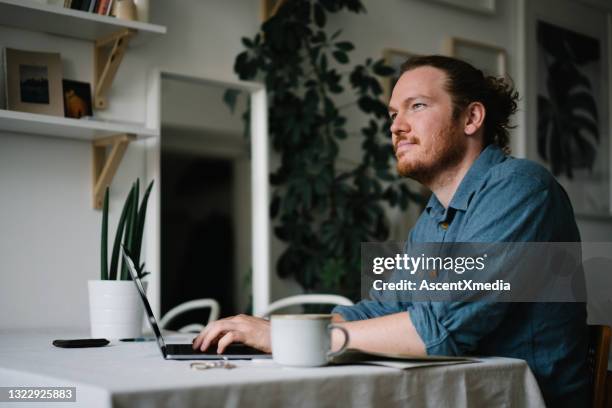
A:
[393,136,419,152]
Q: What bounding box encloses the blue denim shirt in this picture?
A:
[333,145,589,406]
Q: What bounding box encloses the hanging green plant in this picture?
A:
[231,0,424,299]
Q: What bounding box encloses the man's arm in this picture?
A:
[332,312,426,355]
[191,311,426,355]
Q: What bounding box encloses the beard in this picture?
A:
[394,125,467,185]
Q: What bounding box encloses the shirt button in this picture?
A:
[439,222,449,230]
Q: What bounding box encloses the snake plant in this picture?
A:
[100,179,154,280]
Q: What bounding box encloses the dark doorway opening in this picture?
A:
[161,151,236,330]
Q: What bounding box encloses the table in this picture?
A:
[0,329,545,408]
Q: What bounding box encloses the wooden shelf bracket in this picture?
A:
[92,133,136,209]
[93,28,136,110]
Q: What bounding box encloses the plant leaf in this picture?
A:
[314,3,326,27]
[121,183,138,280]
[332,51,349,64]
[133,180,154,278]
[101,187,109,280]
[223,89,241,114]
[109,187,134,280]
[373,60,394,76]
[335,41,354,52]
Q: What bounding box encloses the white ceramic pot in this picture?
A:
[88,280,147,339]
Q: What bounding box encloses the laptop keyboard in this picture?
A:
[166,343,267,355]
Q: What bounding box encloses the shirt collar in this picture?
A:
[426,144,508,214]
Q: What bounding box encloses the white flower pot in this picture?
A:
[88,280,147,339]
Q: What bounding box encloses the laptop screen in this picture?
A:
[121,247,167,354]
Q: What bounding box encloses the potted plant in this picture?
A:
[88,179,154,339]
[230,0,425,300]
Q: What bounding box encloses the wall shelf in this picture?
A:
[0,109,158,209]
[0,0,167,108]
[0,109,157,141]
[0,0,166,46]
[0,0,166,208]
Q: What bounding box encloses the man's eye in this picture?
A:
[412,103,426,110]
[389,113,397,121]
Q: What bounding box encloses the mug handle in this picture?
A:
[327,324,350,360]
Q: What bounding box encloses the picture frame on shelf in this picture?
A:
[261,0,285,21]
[62,79,93,119]
[382,48,417,103]
[4,47,64,117]
[524,0,610,217]
[445,37,506,78]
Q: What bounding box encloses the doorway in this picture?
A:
[159,76,252,327]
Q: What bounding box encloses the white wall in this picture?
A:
[0,19,149,329]
[1,0,611,329]
[0,130,147,329]
[0,0,260,329]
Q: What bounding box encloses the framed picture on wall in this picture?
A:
[261,0,285,21]
[524,0,610,217]
[446,37,506,78]
[4,47,64,117]
[382,48,417,103]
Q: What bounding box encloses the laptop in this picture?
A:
[121,247,271,360]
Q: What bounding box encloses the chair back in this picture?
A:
[588,324,611,408]
[159,298,220,333]
[260,294,353,318]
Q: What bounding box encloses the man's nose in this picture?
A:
[390,115,410,135]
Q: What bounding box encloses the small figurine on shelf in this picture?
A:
[62,79,93,119]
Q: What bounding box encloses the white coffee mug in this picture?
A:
[270,314,349,367]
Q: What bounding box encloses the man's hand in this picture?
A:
[192,314,271,354]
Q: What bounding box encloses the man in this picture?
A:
[193,55,589,406]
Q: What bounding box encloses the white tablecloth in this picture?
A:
[0,329,545,408]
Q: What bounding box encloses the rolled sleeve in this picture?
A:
[332,299,410,321]
[332,304,370,321]
[408,301,510,356]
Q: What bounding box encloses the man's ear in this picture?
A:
[463,102,486,136]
